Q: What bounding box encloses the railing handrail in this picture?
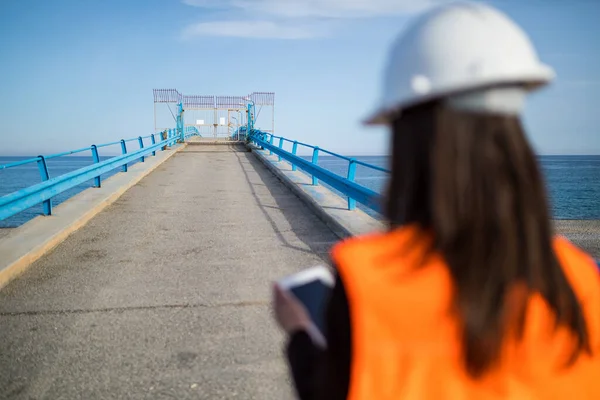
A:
[0,127,200,222]
[0,127,201,171]
[258,132,391,174]
[249,130,389,213]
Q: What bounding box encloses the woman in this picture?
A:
[273,2,600,400]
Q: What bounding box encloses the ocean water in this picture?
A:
[0,156,143,228]
[305,155,600,221]
[0,155,598,228]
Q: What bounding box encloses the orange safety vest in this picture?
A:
[331,225,600,400]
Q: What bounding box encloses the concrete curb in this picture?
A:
[0,144,187,290]
[248,144,385,239]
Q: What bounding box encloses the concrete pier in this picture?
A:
[0,145,340,399]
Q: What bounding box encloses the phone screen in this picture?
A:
[278,265,334,335]
[289,279,332,334]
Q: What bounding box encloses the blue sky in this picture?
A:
[0,0,598,156]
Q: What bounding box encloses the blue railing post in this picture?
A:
[36,156,52,215]
[151,134,156,156]
[120,140,128,172]
[311,147,320,185]
[292,141,298,171]
[177,102,185,143]
[138,136,145,162]
[278,137,284,161]
[91,145,101,188]
[347,159,357,210]
[269,135,274,155]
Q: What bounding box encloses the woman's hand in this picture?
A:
[272,284,312,334]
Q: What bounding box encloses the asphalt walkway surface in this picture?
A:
[0,144,340,399]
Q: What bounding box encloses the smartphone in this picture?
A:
[277,265,335,343]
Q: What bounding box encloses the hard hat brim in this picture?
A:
[363,65,555,126]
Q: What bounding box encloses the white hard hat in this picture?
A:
[365,1,555,124]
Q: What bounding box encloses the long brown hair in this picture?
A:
[384,100,591,378]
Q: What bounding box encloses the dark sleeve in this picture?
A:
[285,271,352,400]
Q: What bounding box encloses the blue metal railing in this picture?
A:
[0,127,199,221]
[249,131,600,267]
[231,127,248,141]
[249,130,389,213]
[184,126,199,138]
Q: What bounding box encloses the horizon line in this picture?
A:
[1,153,600,158]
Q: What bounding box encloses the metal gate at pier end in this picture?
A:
[153,89,275,140]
